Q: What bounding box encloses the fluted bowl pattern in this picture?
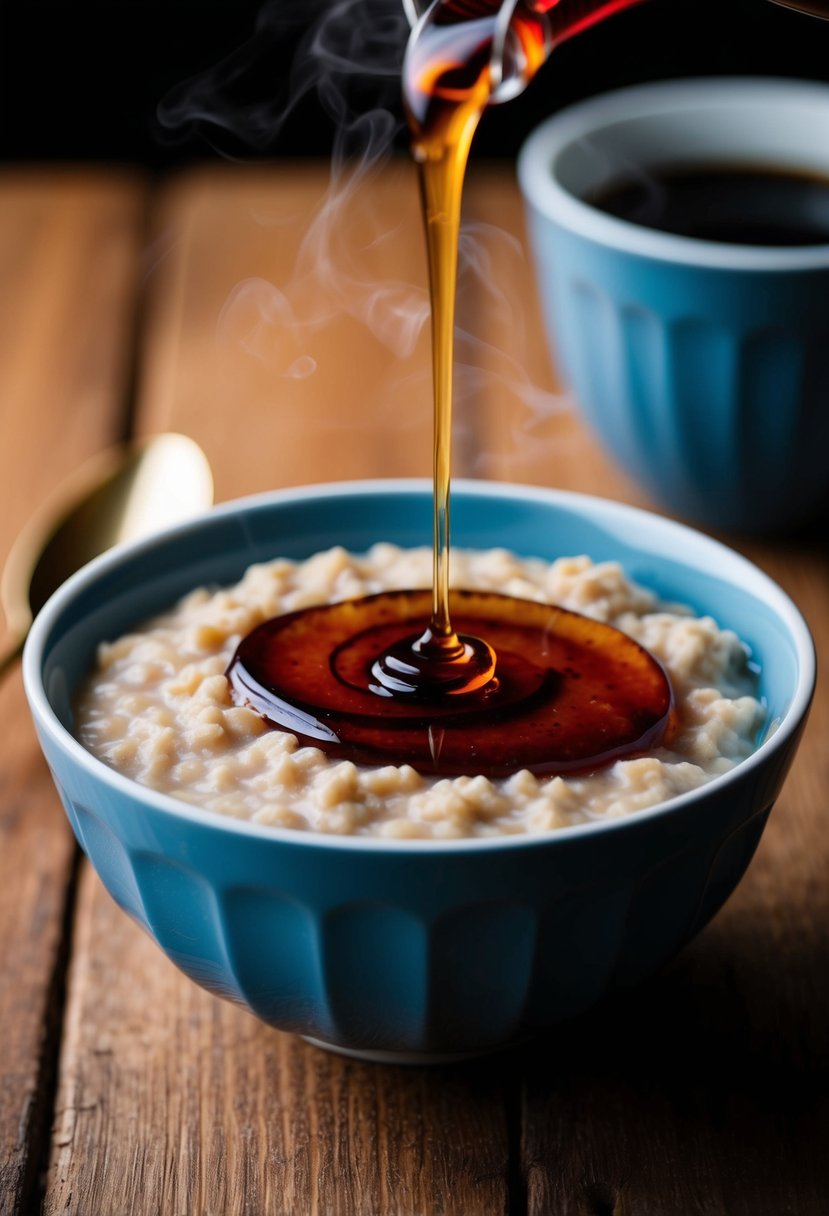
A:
[517,77,829,534]
[23,481,815,1061]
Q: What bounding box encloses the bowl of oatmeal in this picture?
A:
[23,480,814,1061]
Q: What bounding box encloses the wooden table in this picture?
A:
[1,159,826,1216]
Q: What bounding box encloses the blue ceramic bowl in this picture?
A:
[23,480,815,1062]
[517,77,829,535]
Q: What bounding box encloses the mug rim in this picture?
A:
[517,75,829,271]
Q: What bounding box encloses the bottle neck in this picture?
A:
[766,0,829,15]
[403,0,651,107]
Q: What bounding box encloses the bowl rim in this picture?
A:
[516,74,829,272]
[23,477,817,854]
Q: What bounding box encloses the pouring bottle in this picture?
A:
[767,1,829,15]
[402,0,651,106]
[403,0,829,111]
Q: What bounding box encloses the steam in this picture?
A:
[158,0,430,375]
[455,223,563,413]
[157,0,408,161]
[156,0,569,446]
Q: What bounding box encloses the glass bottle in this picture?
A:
[403,0,829,112]
[767,1,829,15]
[402,0,651,106]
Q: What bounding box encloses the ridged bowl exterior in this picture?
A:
[23,481,815,1059]
[522,223,829,534]
[517,77,829,534]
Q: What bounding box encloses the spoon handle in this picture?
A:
[0,633,25,684]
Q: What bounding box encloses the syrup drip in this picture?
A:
[227,589,675,778]
[374,0,552,696]
[226,0,674,779]
[380,0,649,700]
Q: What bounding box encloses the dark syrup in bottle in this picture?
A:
[226,0,675,779]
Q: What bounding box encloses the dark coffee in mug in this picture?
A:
[585,163,829,246]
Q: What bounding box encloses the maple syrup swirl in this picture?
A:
[226,589,675,779]
[226,0,676,778]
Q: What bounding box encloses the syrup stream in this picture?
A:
[225,0,675,779]
[391,0,646,697]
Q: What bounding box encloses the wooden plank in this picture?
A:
[460,165,653,507]
[132,156,655,507]
[0,168,149,543]
[456,173,829,1213]
[42,161,513,1216]
[0,169,149,1215]
[136,159,438,505]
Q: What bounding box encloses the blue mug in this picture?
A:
[517,76,829,535]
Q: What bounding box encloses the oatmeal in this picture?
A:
[73,545,765,839]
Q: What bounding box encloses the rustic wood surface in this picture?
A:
[0,169,148,1216]
[0,161,826,1216]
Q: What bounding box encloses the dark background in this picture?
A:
[1,0,829,170]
